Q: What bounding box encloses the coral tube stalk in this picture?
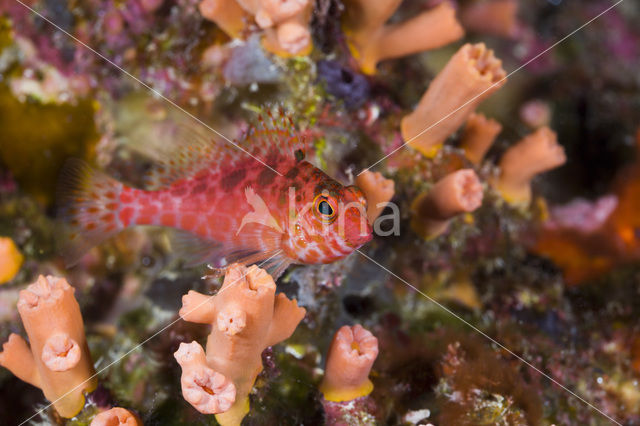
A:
[460,0,521,39]
[344,1,464,74]
[319,324,379,402]
[401,43,507,158]
[0,275,97,418]
[91,407,141,426]
[460,113,502,165]
[198,0,248,38]
[355,171,395,224]
[411,169,484,239]
[492,126,566,205]
[179,264,306,426]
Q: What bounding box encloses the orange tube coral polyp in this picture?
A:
[0,275,96,418]
[174,342,236,415]
[401,43,507,158]
[0,236,23,284]
[355,170,395,224]
[345,1,464,75]
[460,113,502,165]
[41,333,82,372]
[217,307,247,335]
[320,324,379,402]
[493,126,566,205]
[411,169,484,239]
[91,407,141,426]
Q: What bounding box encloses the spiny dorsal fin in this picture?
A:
[140,107,309,190]
[237,106,308,164]
[139,122,222,190]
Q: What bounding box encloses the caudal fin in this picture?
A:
[57,159,125,267]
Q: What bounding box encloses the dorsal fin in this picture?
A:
[139,107,309,190]
[138,122,221,190]
[237,106,308,165]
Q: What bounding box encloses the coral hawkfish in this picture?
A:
[59,111,372,278]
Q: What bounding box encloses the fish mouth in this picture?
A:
[349,223,373,248]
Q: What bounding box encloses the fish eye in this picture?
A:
[318,200,333,215]
[314,194,337,223]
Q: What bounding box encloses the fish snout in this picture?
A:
[349,220,373,248]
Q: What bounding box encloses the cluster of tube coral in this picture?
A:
[199,0,313,56]
[176,263,306,425]
[174,268,384,425]
[408,120,566,236]
[0,275,96,418]
[398,40,566,234]
[0,275,141,424]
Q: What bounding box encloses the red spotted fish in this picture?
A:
[59,110,372,278]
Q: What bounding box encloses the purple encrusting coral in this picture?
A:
[1,0,640,425]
